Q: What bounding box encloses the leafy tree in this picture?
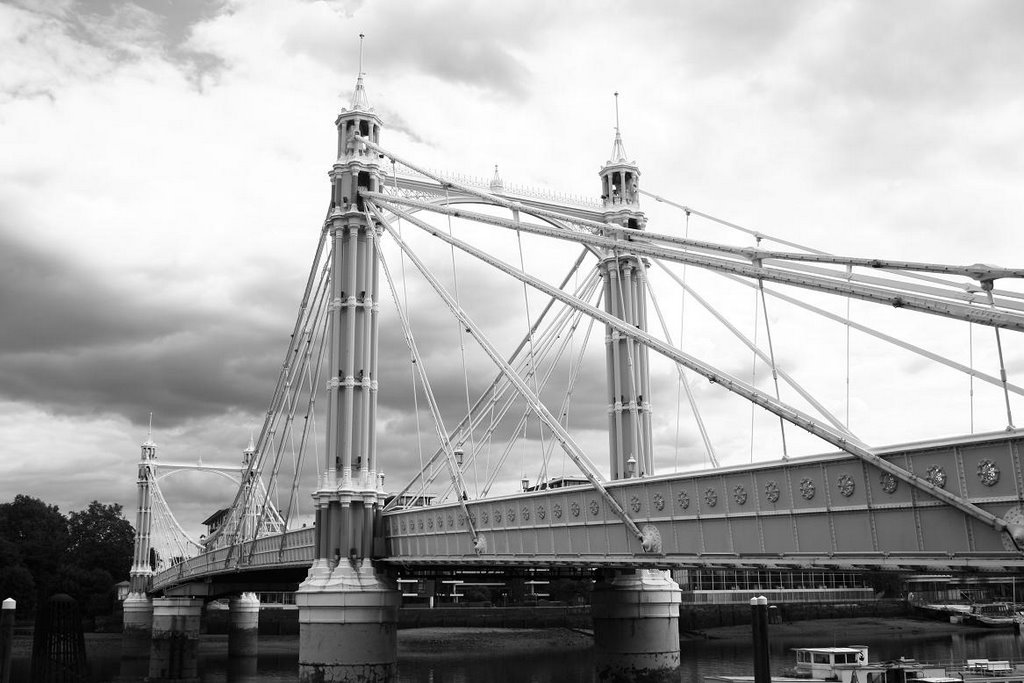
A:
[0,495,68,597]
[57,565,115,618]
[66,501,134,582]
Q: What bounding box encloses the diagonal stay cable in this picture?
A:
[364,192,1024,331]
[644,272,720,467]
[707,268,1024,399]
[369,202,660,550]
[651,259,857,439]
[371,218,481,549]
[382,251,595,512]
[372,195,1024,542]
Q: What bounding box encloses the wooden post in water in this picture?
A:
[750,595,771,683]
[0,598,14,683]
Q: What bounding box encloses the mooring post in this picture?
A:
[750,595,771,683]
[0,598,14,683]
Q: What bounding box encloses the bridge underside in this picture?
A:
[152,432,1024,595]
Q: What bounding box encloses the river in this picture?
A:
[8,623,1024,681]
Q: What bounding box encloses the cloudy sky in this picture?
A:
[3,0,1024,538]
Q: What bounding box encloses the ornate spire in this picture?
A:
[608,91,630,164]
[243,431,256,466]
[489,164,504,192]
[349,34,372,111]
[140,412,156,460]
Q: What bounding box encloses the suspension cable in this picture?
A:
[984,280,1016,429]
[444,273,602,499]
[845,264,852,429]
[536,302,600,487]
[416,274,593,498]
[644,272,719,467]
[514,208,549,486]
[708,267,1024,399]
[444,185,479,494]
[371,203,659,549]
[372,221,481,547]
[675,209,691,470]
[749,260,760,463]
[392,162,427,486]
[381,253,596,511]
[373,195,1019,539]
[969,315,975,433]
[364,191,1024,331]
[757,261,789,459]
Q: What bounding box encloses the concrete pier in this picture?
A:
[121,592,153,659]
[228,592,260,657]
[149,596,202,683]
[296,559,401,683]
[591,569,682,682]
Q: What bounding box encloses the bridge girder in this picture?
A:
[152,431,1024,592]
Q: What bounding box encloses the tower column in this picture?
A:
[124,431,157,657]
[228,592,260,657]
[591,569,682,682]
[297,65,399,683]
[599,103,653,481]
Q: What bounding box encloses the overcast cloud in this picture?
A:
[2,0,1023,537]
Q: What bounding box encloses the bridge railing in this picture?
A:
[151,527,316,591]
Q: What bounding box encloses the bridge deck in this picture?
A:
[152,431,1024,593]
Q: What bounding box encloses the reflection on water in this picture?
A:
[9,627,1024,682]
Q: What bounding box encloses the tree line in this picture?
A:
[0,494,135,617]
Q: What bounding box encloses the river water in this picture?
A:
[9,625,1024,682]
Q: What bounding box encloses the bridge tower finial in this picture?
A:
[243,432,256,467]
[347,33,373,113]
[489,164,504,192]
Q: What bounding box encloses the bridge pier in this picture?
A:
[228,592,260,657]
[148,596,202,683]
[296,558,400,683]
[121,592,153,659]
[591,569,682,682]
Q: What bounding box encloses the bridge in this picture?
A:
[122,67,1024,683]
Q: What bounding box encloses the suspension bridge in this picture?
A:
[122,67,1024,683]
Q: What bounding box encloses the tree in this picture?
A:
[66,501,134,582]
[0,494,69,597]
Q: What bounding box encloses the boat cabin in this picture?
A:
[793,647,868,679]
[791,647,946,683]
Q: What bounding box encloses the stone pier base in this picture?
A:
[121,592,153,660]
[591,569,682,682]
[296,559,401,683]
[149,597,202,683]
[228,592,260,657]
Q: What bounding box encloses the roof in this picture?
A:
[202,508,229,526]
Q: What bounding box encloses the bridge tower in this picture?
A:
[295,63,400,683]
[593,98,682,682]
[122,428,157,657]
[599,97,654,480]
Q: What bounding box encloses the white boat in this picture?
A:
[705,646,1024,683]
